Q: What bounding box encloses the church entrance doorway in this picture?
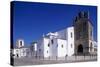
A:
[77,44,83,53]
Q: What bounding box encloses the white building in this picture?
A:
[11,48,28,58]
[12,12,97,59]
[36,26,74,58]
[12,26,96,58]
[12,26,96,59]
[16,39,24,48]
[93,41,97,53]
[11,39,29,58]
[30,42,37,57]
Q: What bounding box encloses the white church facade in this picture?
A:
[36,26,74,58]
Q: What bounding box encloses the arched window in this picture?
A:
[47,50,48,53]
[71,44,72,48]
[20,41,22,46]
[90,42,93,51]
[48,43,50,47]
[61,44,63,48]
[71,32,72,38]
[51,39,54,44]
[16,54,19,58]
[91,30,92,37]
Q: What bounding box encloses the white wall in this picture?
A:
[51,38,58,58]
[43,37,67,58]
[36,27,75,57]
[56,28,67,40]
[12,48,28,58]
[43,38,51,58]
[37,36,67,58]
[89,40,95,52]
[56,26,74,56]
[12,49,20,58]
[67,27,74,56]
[34,43,37,51]
[57,39,67,57]
[20,48,28,57]
[32,43,37,56]
[37,38,44,57]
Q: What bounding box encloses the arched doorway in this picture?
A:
[77,44,83,53]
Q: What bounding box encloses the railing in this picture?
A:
[26,54,97,62]
[13,54,97,66]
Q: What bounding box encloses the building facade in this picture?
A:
[30,42,37,57]
[12,48,28,58]
[11,39,29,58]
[35,12,97,58]
[12,12,97,59]
[74,12,95,55]
[36,26,74,58]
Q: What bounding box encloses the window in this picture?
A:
[71,44,72,48]
[57,44,58,47]
[61,44,63,48]
[83,22,87,34]
[39,49,41,52]
[84,12,88,18]
[16,50,18,52]
[20,41,22,46]
[71,32,72,38]
[90,42,93,51]
[91,30,92,36]
[51,39,54,44]
[23,50,25,54]
[83,22,87,30]
[48,44,50,47]
[47,50,48,53]
[16,54,19,57]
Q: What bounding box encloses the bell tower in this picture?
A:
[74,11,94,55]
[16,39,24,48]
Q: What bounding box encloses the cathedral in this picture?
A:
[35,11,96,58]
[11,11,97,58]
[74,11,95,55]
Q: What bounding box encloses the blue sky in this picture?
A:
[12,1,97,46]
